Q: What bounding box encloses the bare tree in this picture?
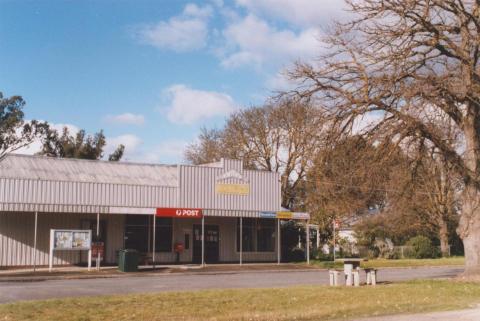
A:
[288,0,480,273]
[184,128,225,165]
[185,100,323,209]
[413,154,460,256]
[383,146,460,256]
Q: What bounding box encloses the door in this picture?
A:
[193,225,219,263]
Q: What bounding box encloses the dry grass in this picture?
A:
[1,279,479,321]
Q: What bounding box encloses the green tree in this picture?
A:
[39,127,124,161]
[0,92,47,160]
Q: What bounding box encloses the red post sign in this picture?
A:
[91,242,104,260]
[156,208,203,218]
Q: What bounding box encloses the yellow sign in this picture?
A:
[276,211,293,219]
[215,183,250,195]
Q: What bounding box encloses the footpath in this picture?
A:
[0,263,318,282]
[354,306,480,321]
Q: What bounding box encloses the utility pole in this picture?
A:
[333,218,336,262]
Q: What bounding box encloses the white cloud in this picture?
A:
[162,84,237,124]
[105,113,145,126]
[235,0,348,27]
[220,14,322,68]
[265,71,304,92]
[138,140,189,164]
[105,134,143,159]
[133,3,212,52]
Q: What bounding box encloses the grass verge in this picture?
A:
[0,279,479,321]
[311,256,465,269]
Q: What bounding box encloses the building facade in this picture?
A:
[0,155,309,267]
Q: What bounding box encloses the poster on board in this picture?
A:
[54,231,73,249]
[52,230,91,250]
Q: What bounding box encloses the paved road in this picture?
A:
[0,266,464,304]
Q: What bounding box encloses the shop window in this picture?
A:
[124,215,172,253]
[124,215,149,252]
[154,217,173,252]
[257,219,275,252]
[236,218,255,252]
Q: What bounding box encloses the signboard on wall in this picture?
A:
[156,208,203,218]
[53,230,91,250]
[215,170,250,195]
[259,211,311,220]
[259,211,277,218]
[215,183,250,195]
[276,211,293,219]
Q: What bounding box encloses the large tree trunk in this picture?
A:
[458,186,480,275]
[458,117,480,275]
[438,219,450,257]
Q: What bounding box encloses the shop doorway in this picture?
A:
[193,225,219,263]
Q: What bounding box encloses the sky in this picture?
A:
[0,0,345,164]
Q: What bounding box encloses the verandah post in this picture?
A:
[33,211,38,272]
[96,212,100,271]
[201,215,205,267]
[152,215,156,270]
[306,220,310,265]
[277,218,281,264]
[240,217,243,265]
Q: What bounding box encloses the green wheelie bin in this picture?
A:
[118,249,139,272]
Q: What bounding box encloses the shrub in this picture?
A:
[405,236,439,259]
[286,248,306,262]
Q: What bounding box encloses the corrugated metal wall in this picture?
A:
[179,161,282,212]
[0,212,124,267]
[0,178,177,210]
[0,158,282,266]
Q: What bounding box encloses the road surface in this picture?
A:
[0,266,464,304]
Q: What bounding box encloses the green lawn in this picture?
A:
[1,279,479,321]
[311,256,465,269]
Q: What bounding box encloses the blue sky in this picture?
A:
[0,0,343,164]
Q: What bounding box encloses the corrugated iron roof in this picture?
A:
[0,154,178,187]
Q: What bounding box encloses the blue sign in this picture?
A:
[259,211,277,219]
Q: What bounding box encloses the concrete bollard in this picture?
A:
[344,263,353,286]
[353,269,360,287]
[371,269,377,286]
[365,268,377,286]
[345,271,353,286]
[365,268,372,285]
[329,270,340,286]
